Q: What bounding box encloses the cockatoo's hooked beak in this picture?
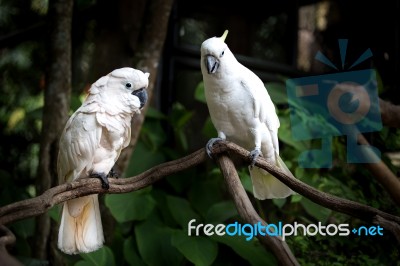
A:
[132,88,148,109]
[206,56,219,74]
[220,30,229,42]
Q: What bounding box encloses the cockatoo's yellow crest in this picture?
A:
[220,30,229,42]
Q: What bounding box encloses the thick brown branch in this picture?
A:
[0,148,206,225]
[1,141,399,242]
[115,0,174,175]
[0,225,22,266]
[380,99,400,128]
[357,134,400,206]
[217,154,299,266]
[210,141,400,240]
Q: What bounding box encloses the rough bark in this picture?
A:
[114,0,175,175]
[1,141,399,264]
[34,0,73,262]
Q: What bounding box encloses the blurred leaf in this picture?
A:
[70,93,84,112]
[105,189,156,223]
[123,237,146,266]
[171,231,218,266]
[211,234,277,266]
[7,107,25,131]
[291,194,303,203]
[188,176,225,218]
[168,103,194,151]
[48,205,61,223]
[76,246,116,266]
[272,198,286,209]
[166,169,196,194]
[169,102,193,129]
[194,81,207,104]
[238,168,254,194]
[140,120,167,151]
[126,141,166,176]
[201,117,217,139]
[205,201,238,223]
[146,106,167,119]
[166,195,201,228]
[266,82,287,104]
[11,218,35,238]
[135,216,183,266]
[300,198,331,223]
[278,115,309,151]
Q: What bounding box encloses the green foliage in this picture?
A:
[172,232,218,266]
[1,3,399,264]
[76,246,116,266]
[211,235,276,266]
[105,189,156,223]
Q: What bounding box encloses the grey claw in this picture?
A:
[90,172,110,189]
[206,138,223,158]
[107,167,119,179]
[249,149,261,168]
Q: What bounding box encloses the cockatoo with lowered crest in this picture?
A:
[57,67,149,254]
[201,30,294,199]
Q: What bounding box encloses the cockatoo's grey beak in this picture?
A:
[206,55,219,74]
[132,88,148,109]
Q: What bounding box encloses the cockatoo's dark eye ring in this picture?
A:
[220,51,224,57]
[125,82,132,88]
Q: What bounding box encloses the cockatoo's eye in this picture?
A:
[220,51,225,57]
[125,82,132,89]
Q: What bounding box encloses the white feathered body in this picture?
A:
[57,68,149,254]
[201,36,293,199]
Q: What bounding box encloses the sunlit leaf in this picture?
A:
[7,107,25,131]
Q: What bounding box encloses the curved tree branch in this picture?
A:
[211,141,400,240]
[0,141,399,263]
[217,154,299,266]
[380,99,400,128]
[357,133,400,206]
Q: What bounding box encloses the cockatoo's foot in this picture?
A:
[206,137,223,158]
[107,167,119,179]
[249,148,262,168]
[90,172,110,189]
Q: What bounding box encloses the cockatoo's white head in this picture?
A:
[200,30,232,75]
[89,67,150,111]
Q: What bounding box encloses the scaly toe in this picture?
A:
[249,149,261,168]
[90,172,110,189]
[206,137,223,158]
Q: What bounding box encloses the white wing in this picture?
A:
[58,109,102,183]
[239,65,280,154]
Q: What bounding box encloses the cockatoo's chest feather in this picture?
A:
[205,79,257,147]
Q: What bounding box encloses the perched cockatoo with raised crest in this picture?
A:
[201,30,294,199]
[57,67,149,254]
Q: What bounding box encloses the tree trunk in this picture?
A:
[34,0,73,263]
[115,0,175,174]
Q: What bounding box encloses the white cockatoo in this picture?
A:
[201,30,294,200]
[57,67,149,254]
